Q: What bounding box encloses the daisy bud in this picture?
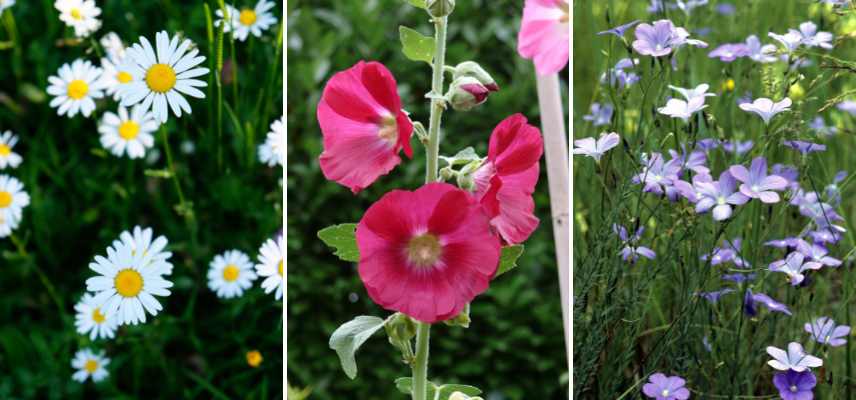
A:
[426,0,455,18]
[452,61,499,92]
[448,77,491,112]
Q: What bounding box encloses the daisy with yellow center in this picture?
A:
[99,53,135,101]
[85,240,173,326]
[215,1,278,42]
[46,59,105,118]
[100,31,125,61]
[0,174,29,238]
[207,250,258,299]
[0,131,22,169]
[54,0,101,38]
[258,116,284,167]
[111,225,174,276]
[118,31,209,123]
[71,348,110,383]
[98,105,159,159]
[255,235,284,300]
[74,293,118,340]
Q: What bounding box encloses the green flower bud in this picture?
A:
[385,312,417,344]
[452,61,499,92]
[448,76,490,112]
[426,0,455,18]
[443,303,471,328]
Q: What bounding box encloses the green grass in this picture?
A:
[0,1,283,398]
[574,1,856,398]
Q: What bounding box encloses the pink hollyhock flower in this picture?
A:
[517,0,570,75]
[356,183,501,323]
[317,61,414,193]
[473,114,543,244]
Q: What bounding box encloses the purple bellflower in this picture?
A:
[773,370,816,400]
[642,373,690,400]
[729,157,789,203]
[805,317,850,347]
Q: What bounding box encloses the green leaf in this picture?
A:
[495,245,524,277]
[396,378,482,399]
[329,316,387,379]
[317,223,359,262]
[404,0,427,8]
[394,378,438,398]
[399,26,435,64]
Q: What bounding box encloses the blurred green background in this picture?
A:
[285,0,567,399]
[0,1,282,398]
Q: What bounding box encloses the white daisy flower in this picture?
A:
[258,116,283,167]
[110,225,173,275]
[0,131,22,169]
[100,31,125,60]
[216,1,278,41]
[54,0,101,38]
[0,0,15,15]
[71,348,109,383]
[0,174,29,238]
[47,59,105,118]
[86,241,173,325]
[100,56,135,101]
[255,235,283,300]
[74,293,118,340]
[207,250,258,299]
[98,105,158,159]
[118,31,209,123]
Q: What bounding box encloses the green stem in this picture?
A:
[425,16,448,182]
[412,322,431,400]
[161,127,186,207]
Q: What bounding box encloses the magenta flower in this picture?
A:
[739,97,792,125]
[767,342,823,372]
[729,157,789,203]
[773,370,816,400]
[573,132,620,162]
[632,19,707,57]
[355,183,500,323]
[641,373,690,400]
[517,0,570,75]
[693,171,749,221]
[805,317,851,347]
[768,252,822,286]
[317,61,414,193]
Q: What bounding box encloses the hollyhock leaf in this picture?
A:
[395,378,439,398]
[399,26,436,64]
[437,384,483,398]
[329,316,387,379]
[495,244,525,277]
[405,0,427,9]
[317,223,359,262]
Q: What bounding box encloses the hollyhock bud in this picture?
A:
[426,0,455,18]
[385,312,417,345]
[449,76,490,112]
[443,303,471,328]
[452,61,499,92]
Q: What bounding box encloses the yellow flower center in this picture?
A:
[118,121,140,140]
[0,191,11,208]
[222,264,240,282]
[239,9,257,26]
[114,269,143,297]
[278,260,283,276]
[377,115,398,146]
[71,8,83,20]
[92,308,106,324]
[246,350,263,367]
[67,79,89,100]
[84,359,98,373]
[145,64,177,93]
[117,71,133,84]
[0,144,10,156]
[406,234,442,268]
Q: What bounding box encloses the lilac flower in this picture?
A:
[697,138,720,152]
[722,140,753,155]
[716,3,736,15]
[676,0,709,15]
[772,163,800,190]
[796,240,841,268]
[642,373,690,400]
[805,317,850,347]
[739,97,792,124]
[769,252,823,286]
[673,173,712,203]
[597,20,641,37]
[729,157,789,203]
[669,83,716,102]
[798,22,834,49]
[708,43,749,62]
[703,238,749,267]
[793,191,843,223]
[601,58,640,90]
[658,97,707,122]
[819,0,849,6]
[809,226,845,245]
[784,140,826,154]
[838,100,856,116]
[633,153,682,195]
[722,272,755,282]
[766,342,823,372]
[744,35,778,63]
[647,0,667,13]
[809,116,838,136]
[765,237,800,249]
[669,148,709,174]
[633,20,707,57]
[769,30,804,54]
[583,103,613,126]
[697,288,734,303]
[824,170,846,205]
[694,171,749,221]
[773,370,816,400]
[744,289,791,316]
[573,132,620,162]
[614,224,656,263]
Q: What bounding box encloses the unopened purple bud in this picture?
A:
[449,76,491,111]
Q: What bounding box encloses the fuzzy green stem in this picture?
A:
[425,16,448,182]
[412,322,431,400]
[161,127,187,208]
